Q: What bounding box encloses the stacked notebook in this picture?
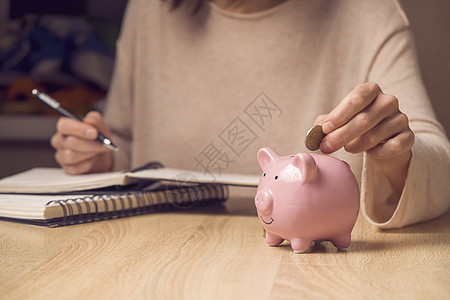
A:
[0,162,259,227]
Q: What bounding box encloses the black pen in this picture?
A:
[32,89,119,152]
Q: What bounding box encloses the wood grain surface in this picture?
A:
[1,196,449,300]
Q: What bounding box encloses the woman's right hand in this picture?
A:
[51,111,114,174]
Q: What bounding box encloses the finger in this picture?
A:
[55,147,99,166]
[83,111,112,137]
[314,114,328,126]
[344,112,409,154]
[51,132,108,153]
[56,117,98,141]
[322,82,380,134]
[62,157,99,175]
[50,132,66,151]
[320,93,399,154]
[366,129,415,160]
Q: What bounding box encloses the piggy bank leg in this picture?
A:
[330,233,351,251]
[291,238,312,254]
[266,232,284,246]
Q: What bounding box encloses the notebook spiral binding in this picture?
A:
[45,184,229,227]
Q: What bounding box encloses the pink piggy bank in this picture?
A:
[255,147,360,253]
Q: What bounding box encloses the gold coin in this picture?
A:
[305,125,325,151]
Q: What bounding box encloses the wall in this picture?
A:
[401,0,450,136]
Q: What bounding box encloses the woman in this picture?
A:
[50,0,450,229]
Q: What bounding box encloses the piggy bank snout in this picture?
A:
[255,190,273,214]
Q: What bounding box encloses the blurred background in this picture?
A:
[0,0,128,178]
[0,0,449,178]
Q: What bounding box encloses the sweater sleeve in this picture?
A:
[361,13,450,228]
[103,0,139,171]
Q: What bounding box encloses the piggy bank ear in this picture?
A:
[257,148,280,170]
[292,153,317,182]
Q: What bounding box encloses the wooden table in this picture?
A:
[1,195,449,299]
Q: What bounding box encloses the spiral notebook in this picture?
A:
[0,162,233,227]
[0,183,228,227]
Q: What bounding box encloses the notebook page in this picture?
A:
[0,168,129,193]
[130,167,260,187]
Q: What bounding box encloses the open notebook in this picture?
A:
[0,162,259,227]
[0,162,260,194]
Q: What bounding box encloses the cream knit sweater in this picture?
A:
[104,0,450,228]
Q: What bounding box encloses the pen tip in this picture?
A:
[103,138,120,152]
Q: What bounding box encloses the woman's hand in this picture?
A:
[51,111,114,175]
[315,82,415,197]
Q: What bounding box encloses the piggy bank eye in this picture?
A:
[275,176,278,180]
[263,173,266,177]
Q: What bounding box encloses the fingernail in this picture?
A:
[322,121,333,134]
[320,140,333,154]
[85,128,97,139]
